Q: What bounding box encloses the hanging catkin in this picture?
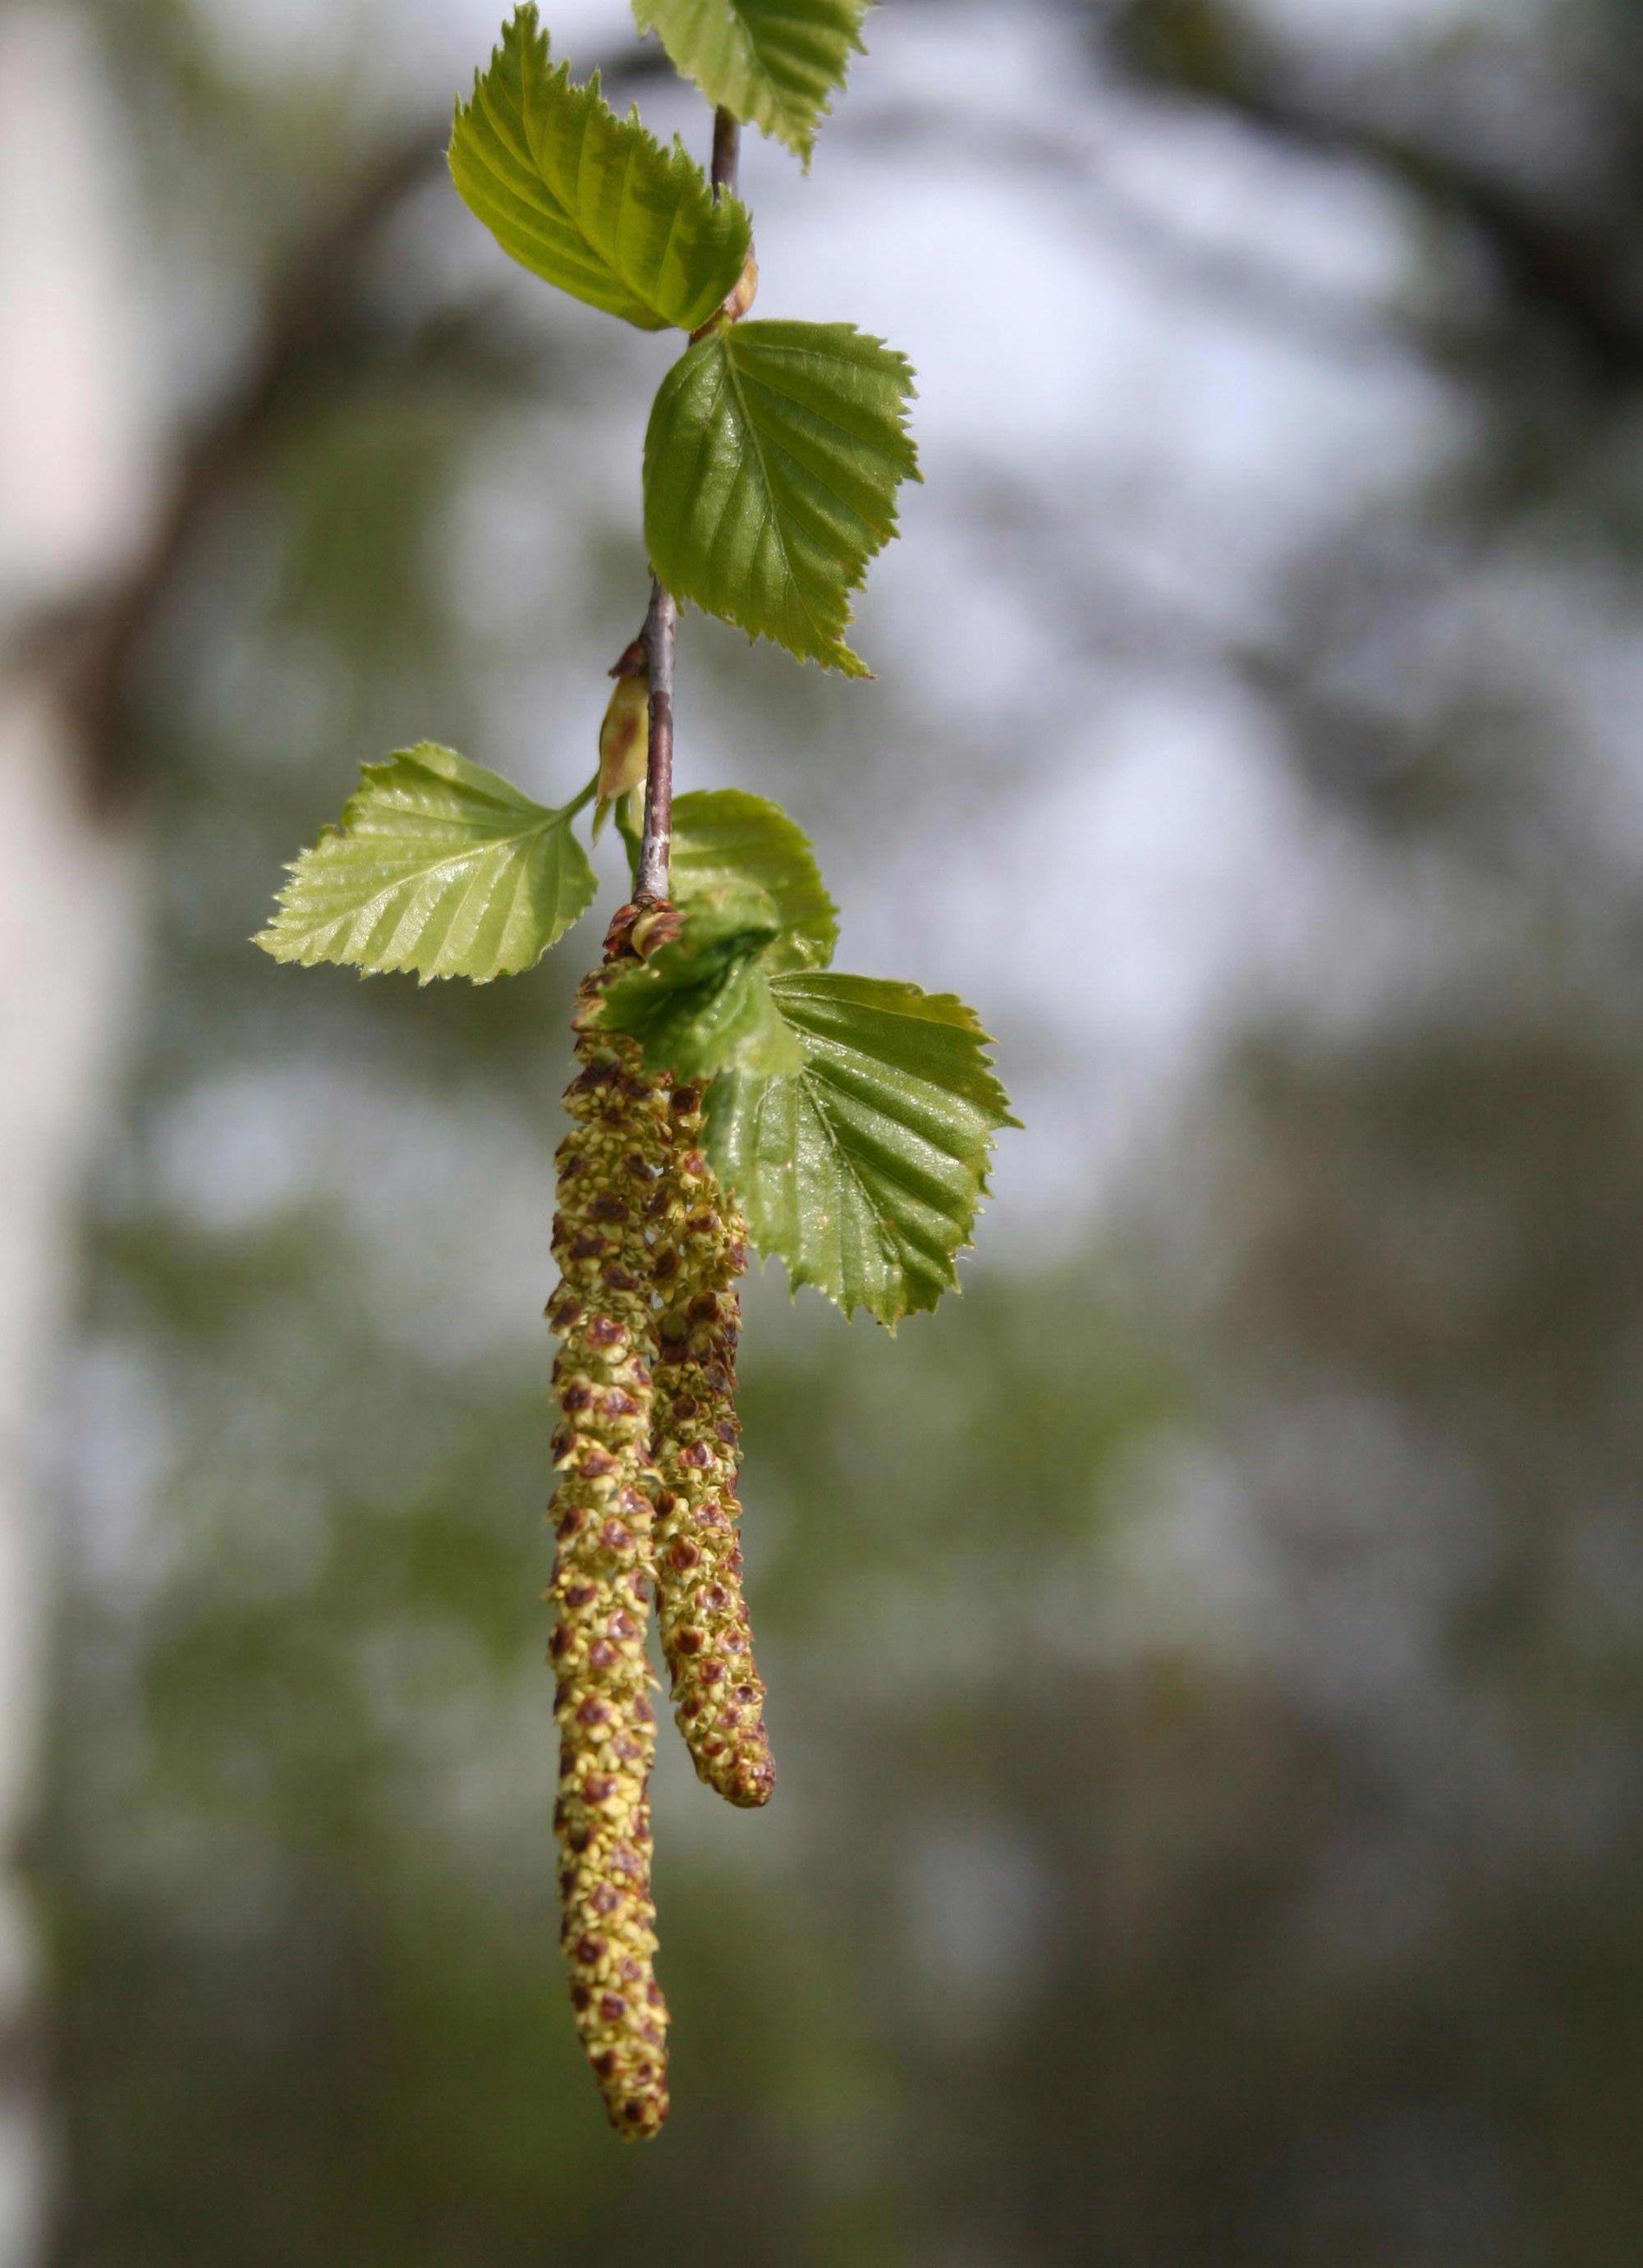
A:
[650,1080,776,1808]
[545,908,673,2140]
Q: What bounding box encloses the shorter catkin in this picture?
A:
[546,914,674,2139]
[650,1083,775,1809]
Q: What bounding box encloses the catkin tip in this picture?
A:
[650,1088,777,1813]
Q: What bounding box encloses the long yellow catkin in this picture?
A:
[650,1082,776,1809]
[545,912,673,2140]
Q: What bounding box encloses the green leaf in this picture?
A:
[450,4,753,332]
[643,318,920,676]
[669,789,838,971]
[633,0,871,163]
[598,890,804,1079]
[255,744,596,983]
[705,972,1016,1324]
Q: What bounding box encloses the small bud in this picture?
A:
[630,901,683,960]
[594,669,649,841]
[724,251,759,324]
[690,252,759,341]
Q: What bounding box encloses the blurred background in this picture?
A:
[3,0,1642,2260]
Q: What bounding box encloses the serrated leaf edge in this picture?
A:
[632,0,873,167]
[646,320,921,676]
[451,2,752,333]
[668,786,840,972]
[709,973,1017,1326]
[255,750,596,986]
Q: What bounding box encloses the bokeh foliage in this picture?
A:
[35,0,1643,2261]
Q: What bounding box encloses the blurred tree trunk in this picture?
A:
[0,16,150,2258]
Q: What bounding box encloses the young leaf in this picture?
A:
[632,0,871,165]
[256,743,596,983]
[644,319,920,676]
[597,891,803,1079]
[705,972,1016,1324]
[669,789,838,971]
[450,3,753,332]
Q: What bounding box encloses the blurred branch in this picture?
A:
[16,34,672,813]
[17,117,449,809]
[1110,0,1643,386]
[849,101,1410,370]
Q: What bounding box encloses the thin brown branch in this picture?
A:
[634,108,743,905]
[711,107,741,199]
[635,580,677,903]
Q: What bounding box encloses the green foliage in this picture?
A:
[256,744,595,983]
[644,319,920,676]
[708,973,1013,1325]
[669,788,838,971]
[265,17,1001,1320]
[599,888,803,1079]
[633,0,872,163]
[450,4,752,332]
[605,790,1012,1322]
